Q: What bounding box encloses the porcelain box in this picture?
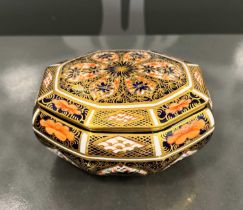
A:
[32,50,214,175]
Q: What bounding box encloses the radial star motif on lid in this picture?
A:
[59,50,188,104]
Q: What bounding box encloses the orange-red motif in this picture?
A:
[140,61,181,81]
[166,99,191,114]
[40,119,75,142]
[60,50,187,103]
[64,63,100,82]
[167,119,205,145]
[53,99,81,115]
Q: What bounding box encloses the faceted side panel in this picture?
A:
[33,107,214,162]
[33,109,81,151]
[95,136,145,154]
[38,93,89,125]
[188,64,210,97]
[37,91,207,132]
[156,91,207,125]
[161,110,212,156]
[33,133,212,175]
[97,165,148,175]
[57,50,189,104]
[38,65,58,98]
[87,135,155,158]
[89,109,153,129]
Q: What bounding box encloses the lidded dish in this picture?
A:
[32,50,214,175]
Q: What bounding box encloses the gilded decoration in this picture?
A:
[58,50,188,104]
[33,50,215,175]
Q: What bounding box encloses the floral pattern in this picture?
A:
[91,51,119,63]
[53,99,81,115]
[138,61,181,81]
[167,119,205,145]
[157,92,206,124]
[63,63,100,82]
[59,50,187,103]
[166,99,191,114]
[39,94,89,125]
[40,119,75,142]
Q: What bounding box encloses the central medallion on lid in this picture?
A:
[58,50,189,105]
[107,61,134,77]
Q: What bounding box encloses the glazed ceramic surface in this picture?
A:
[32,50,214,175]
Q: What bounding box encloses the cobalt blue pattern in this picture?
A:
[40,94,88,123]
[133,81,150,93]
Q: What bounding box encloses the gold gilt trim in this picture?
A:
[36,89,209,133]
[32,107,214,162]
[54,50,193,109]
[35,51,212,133]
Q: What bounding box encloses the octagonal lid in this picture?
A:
[37,50,210,132]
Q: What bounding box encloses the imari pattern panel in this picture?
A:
[33,50,215,175]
